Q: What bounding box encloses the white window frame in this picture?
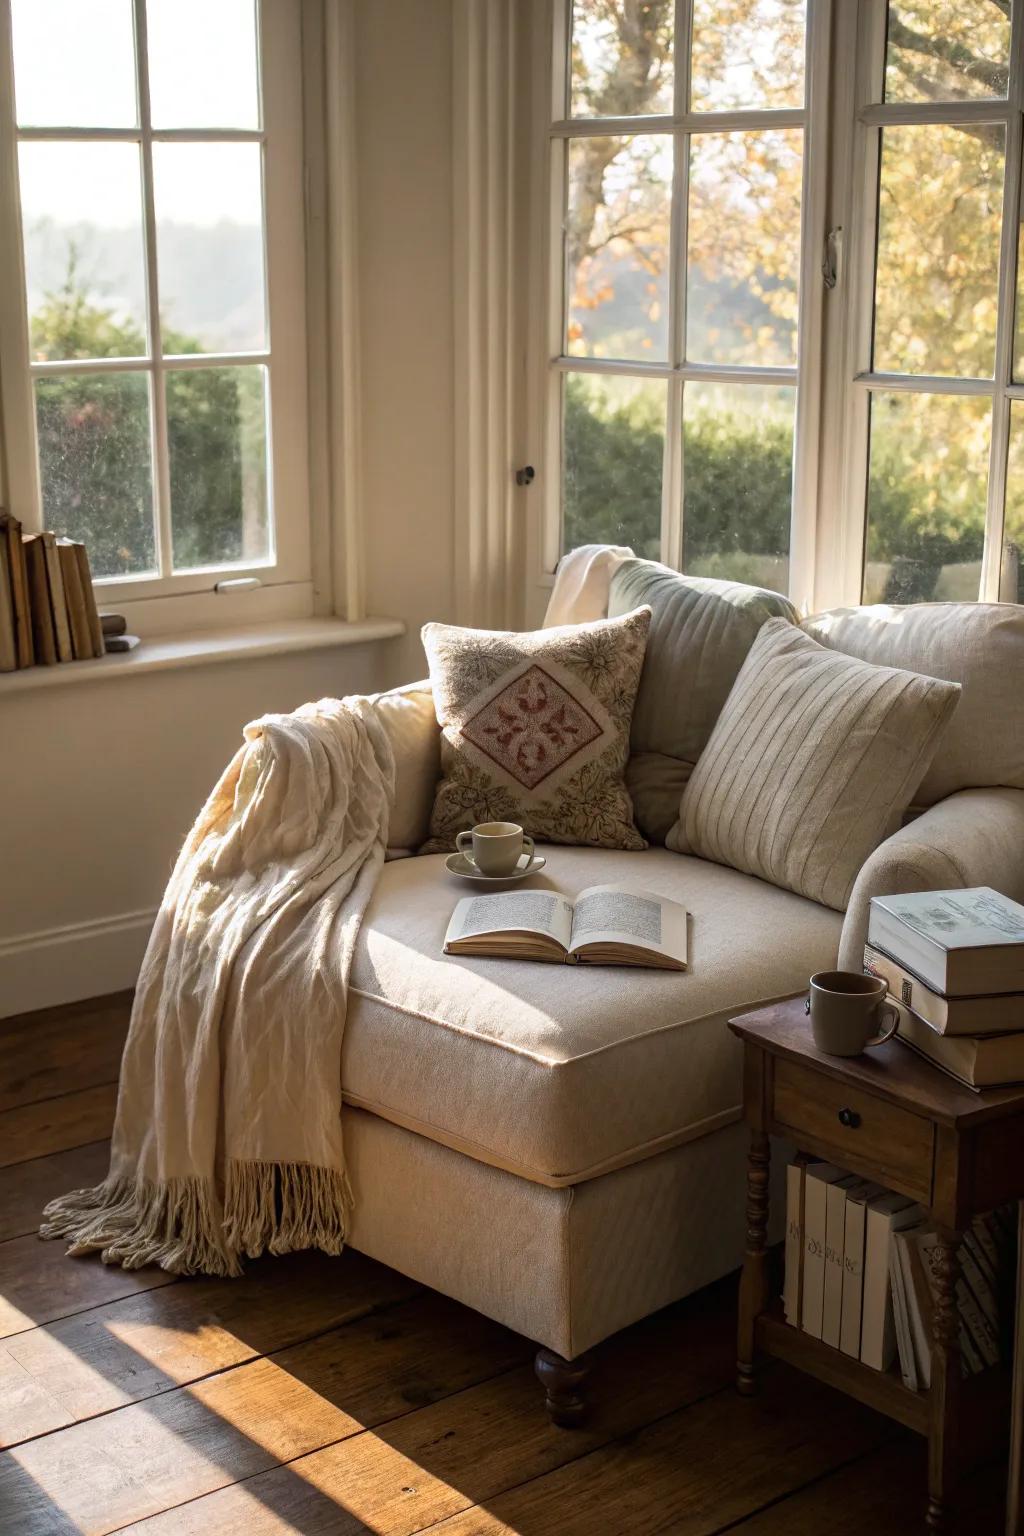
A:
[817,0,1024,612]
[0,0,312,633]
[526,0,833,624]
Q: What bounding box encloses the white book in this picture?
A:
[801,1163,849,1340]
[784,1157,814,1326]
[861,1193,920,1371]
[823,1175,860,1348]
[868,888,1024,996]
[839,1180,885,1358]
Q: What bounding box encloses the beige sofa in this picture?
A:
[339,561,1024,1423]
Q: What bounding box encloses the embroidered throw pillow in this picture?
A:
[666,619,961,911]
[421,607,651,852]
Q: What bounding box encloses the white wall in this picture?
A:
[356,0,457,685]
[0,641,398,1017]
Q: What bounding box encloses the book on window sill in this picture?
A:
[443,885,688,970]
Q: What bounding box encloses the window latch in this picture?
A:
[822,226,842,291]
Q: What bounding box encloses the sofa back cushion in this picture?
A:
[667,619,961,911]
[802,602,1024,806]
[608,559,798,841]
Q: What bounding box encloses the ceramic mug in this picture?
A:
[456,821,535,877]
[805,970,900,1058]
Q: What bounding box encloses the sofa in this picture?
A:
[336,556,1024,1423]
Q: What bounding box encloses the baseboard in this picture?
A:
[0,908,156,1019]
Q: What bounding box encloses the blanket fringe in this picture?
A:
[40,1160,353,1277]
[223,1159,353,1259]
[41,1176,238,1276]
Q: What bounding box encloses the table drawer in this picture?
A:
[772,1058,934,1201]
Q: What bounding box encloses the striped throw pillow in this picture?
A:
[666,619,961,911]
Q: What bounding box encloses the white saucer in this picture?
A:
[445,851,546,883]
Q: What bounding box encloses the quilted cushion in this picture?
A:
[420,608,650,851]
[802,601,1024,806]
[667,619,961,910]
[608,559,798,841]
[341,845,842,1187]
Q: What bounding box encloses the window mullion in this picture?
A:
[983,1,1024,601]
[662,0,693,570]
[133,0,172,582]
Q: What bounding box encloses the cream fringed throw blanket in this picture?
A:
[41,695,395,1277]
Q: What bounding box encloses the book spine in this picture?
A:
[0,537,16,672]
[6,518,34,666]
[23,538,57,665]
[41,532,73,662]
[822,1179,851,1347]
[863,944,951,1031]
[74,543,105,658]
[59,544,92,660]
[957,1276,999,1367]
[801,1174,830,1339]
[783,1160,805,1326]
[890,1236,918,1391]
[840,1197,868,1358]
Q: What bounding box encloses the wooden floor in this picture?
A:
[0,995,1009,1535]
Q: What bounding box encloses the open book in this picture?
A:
[443,885,688,970]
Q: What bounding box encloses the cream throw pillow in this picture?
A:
[666,619,961,910]
[421,607,651,851]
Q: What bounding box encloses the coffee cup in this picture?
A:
[805,970,900,1057]
[456,822,535,877]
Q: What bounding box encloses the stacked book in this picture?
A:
[864,887,1024,1090]
[0,513,106,670]
[785,1157,1015,1387]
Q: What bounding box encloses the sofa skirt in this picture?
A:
[345,1106,783,1359]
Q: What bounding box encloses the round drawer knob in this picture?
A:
[838,1107,861,1129]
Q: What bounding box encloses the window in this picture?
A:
[833,0,1024,607]
[536,0,1024,616]
[537,0,823,606]
[0,0,309,620]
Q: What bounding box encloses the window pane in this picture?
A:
[153,144,267,354]
[1003,404,1024,603]
[19,143,147,360]
[1015,195,1024,383]
[690,0,805,112]
[35,373,155,578]
[563,373,664,558]
[168,367,269,571]
[873,124,1004,378]
[569,1,673,118]
[566,136,671,361]
[864,392,990,605]
[147,0,260,129]
[687,130,802,367]
[682,383,794,593]
[884,0,1010,104]
[11,0,136,128]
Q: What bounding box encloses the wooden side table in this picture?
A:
[730,999,1024,1532]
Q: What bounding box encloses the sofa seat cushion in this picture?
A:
[343,848,842,1188]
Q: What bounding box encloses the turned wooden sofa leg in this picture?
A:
[535,1347,593,1427]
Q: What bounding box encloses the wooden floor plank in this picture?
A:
[111,1287,737,1536]
[1,1289,528,1535]
[421,1368,891,1536]
[0,1248,419,1447]
[0,1236,175,1339]
[0,993,131,1112]
[0,1140,111,1243]
[0,1083,119,1168]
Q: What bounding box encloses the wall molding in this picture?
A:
[452,0,522,629]
[0,908,155,1020]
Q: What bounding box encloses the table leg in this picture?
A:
[737,1127,771,1397]
[927,1227,963,1533]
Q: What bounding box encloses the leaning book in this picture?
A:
[443,885,687,970]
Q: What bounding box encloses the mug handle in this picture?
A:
[521,834,535,866]
[865,1000,900,1049]
[456,830,475,863]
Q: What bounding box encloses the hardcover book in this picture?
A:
[868,889,1024,996]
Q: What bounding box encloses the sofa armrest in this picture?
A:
[838,787,1024,970]
[372,681,440,852]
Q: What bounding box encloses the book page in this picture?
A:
[567,885,688,964]
[446,890,574,949]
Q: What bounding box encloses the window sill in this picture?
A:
[0,616,406,695]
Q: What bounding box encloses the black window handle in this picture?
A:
[838,1107,861,1129]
